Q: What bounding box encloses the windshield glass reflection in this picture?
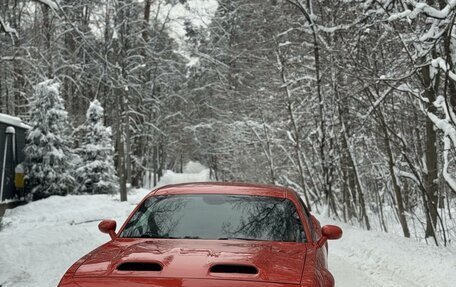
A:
[120,194,305,242]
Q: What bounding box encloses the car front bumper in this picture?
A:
[59,277,304,287]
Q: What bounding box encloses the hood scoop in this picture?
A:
[117,262,163,272]
[209,264,258,275]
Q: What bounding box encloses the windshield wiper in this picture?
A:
[182,236,200,239]
[140,233,201,239]
[140,233,180,239]
[217,237,260,241]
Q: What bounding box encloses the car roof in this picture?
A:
[148,182,297,199]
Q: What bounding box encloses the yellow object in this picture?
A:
[15,172,25,189]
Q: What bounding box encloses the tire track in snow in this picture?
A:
[330,253,382,287]
[330,252,421,287]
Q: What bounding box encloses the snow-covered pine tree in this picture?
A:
[24,80,76,200]
[75,100,119,194]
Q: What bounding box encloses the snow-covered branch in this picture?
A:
[363,86,395,118]
[431,57,456,83]
[0,16,17,36]
[394,167,420,185]
[0,16,18,43]
[427,96,456,192]
[387,0,456,21]
[35,0,58,10]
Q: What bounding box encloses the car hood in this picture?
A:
[74,238,307,284]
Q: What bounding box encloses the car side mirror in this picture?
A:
[316,225,342,248]
[98,219,117,240]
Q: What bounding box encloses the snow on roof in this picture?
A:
[0,113,31,130]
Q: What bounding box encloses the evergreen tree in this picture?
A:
[24,80,75,200]
[75,100,119,194]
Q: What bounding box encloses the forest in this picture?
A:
[1,0,455,247]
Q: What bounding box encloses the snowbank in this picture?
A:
[321,217,456,287]
[0,190,148,287]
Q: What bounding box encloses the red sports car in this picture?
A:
[59,183,342,287]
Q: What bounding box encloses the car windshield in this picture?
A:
[120,194,306,242]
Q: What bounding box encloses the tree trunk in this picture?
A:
[42,4,53,78]
[117,100,127,202]
[125,106,131,186]
[378,110,410,238]
[421,61,440,240]
[424,117,439,239]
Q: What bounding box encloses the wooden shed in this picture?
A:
[0,113,30,202]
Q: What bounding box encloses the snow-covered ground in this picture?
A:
[324,218,456,286]
[0,166,455,287]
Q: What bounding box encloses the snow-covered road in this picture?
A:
[331,254,384,286]
[323,216,456,287]
[328,229,455,287]
[1,168,455,287]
